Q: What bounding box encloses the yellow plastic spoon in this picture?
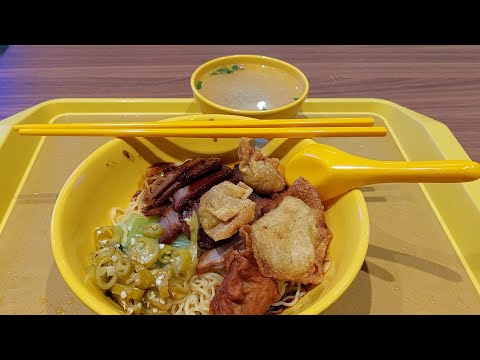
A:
[284,143,480,201]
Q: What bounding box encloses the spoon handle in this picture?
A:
[284,144,480,201]
[335,160,480,183]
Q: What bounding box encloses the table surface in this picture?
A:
[1,45,479,162]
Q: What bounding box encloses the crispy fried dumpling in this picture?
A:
[238,138,286,194]
[241,177,332,284]
[209,249,281,315]
[199,181,256,241]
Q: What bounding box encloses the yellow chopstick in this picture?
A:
[17,126,387,138]
[13,117,375,130]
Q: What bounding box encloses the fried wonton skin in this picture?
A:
[238,138,286,194]
[209,250,281,315]
[241,177,332,284]
[199,181,256,241]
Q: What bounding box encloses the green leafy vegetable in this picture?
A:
[129,217,150,238]
[119,213,159,248]
[196,80,203,90]
[216,67,232,74]
[293,97,299,101]
[186,211,199,277]
[123,213,143,232]
[172,233,190,249]
[212,65,240,76]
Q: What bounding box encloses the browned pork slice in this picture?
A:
[196,233,244,274]
[172,166,232,212]
[229,164,243,184]
[142,204,171,217]
[248,193,282,221]
[145,162,178,177]
[146,174,163,185]
[209,250,281,315]
[145,158,222,207]
[158,206,183,244]
[154,158,223,207]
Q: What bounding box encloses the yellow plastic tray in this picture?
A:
[1,98,479,314]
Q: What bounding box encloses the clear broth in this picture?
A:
[198,63,304,111]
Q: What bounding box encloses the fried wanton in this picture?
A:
[199,181,256,241]
[238,137,286,194]
[241,177,332,284]
[209,250,281,315]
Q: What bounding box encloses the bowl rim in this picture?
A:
[190,54,310,116]
[292,188,370,314]
[51,135,127,315]
[51,124,369,315]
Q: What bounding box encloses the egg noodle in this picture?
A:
[170,272,225,315]
[91,189,309,315]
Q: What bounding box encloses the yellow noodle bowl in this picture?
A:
[51,124,369,315]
